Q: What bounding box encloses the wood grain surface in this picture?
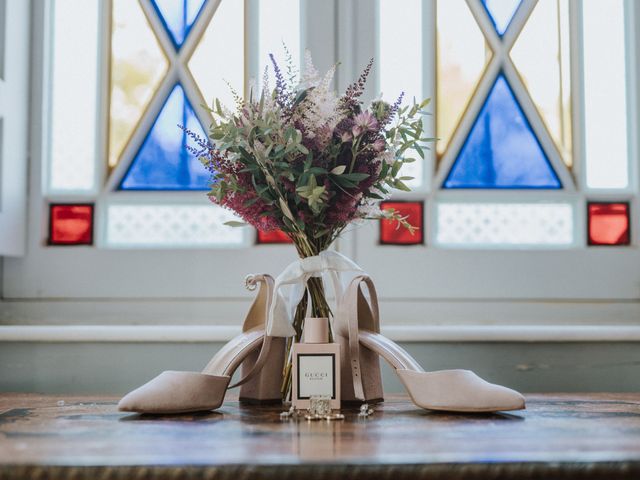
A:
[0,393,639,479]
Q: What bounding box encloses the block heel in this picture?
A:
[338,332,384,404]
[239,336,286,404]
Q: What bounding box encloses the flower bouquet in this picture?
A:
[184,51,431,398]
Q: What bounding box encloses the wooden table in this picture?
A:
[0,393,639,480]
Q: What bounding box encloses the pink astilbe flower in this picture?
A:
[213,179,282,232]
[352,111,379,137]
[340,131,353,143]
[372,137,385,152]
[379,150,395,165]
[325,192,361,226]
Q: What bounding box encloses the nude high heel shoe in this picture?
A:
[336,277,384,404]
[337,275,526,413]
[118,274,284,414]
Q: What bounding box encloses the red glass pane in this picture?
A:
[49,204,94,245]
[588,202,630,246]
[380,201,424,245]
[257,229,292,244]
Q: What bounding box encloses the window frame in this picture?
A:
[2,0,640,342]
[0,0,29,257]
[342,0,640,326]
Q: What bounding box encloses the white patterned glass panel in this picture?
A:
[378,0,423,188]
[49,0,99,192]
[582,0,628,189]
[436,203,573,247]
[106,204,244,248]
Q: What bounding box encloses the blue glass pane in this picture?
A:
[481,0,521,36]
[443,74,561,189]
[120,84,210,191]
[151,0,207,50]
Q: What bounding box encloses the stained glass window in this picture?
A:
[378,0,424,187]
[379,0,422,103]
[582,0,629,189]
[43,0,633,251]
[119,84,209,191]
[436,0,492,158]
[49,0,99,191]
[380,202,424,245]
[49,204,94,246]
[481,0,522,36]
[257,229,292,245]
[189,0,244,110]
[151,0,208,50]
[109,0,168,169]
[444,75,561,189]
[587,203,630,246]
[510,0,572,167]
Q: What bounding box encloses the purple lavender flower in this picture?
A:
[269,53,291,111]
[178,124,213,157]
[381,92,405,127]
[339,58,374,114]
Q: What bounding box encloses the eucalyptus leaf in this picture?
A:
[393,180,411,192]
[330,175,358,189]
[340,172,370,182]
[307,167,328,175]
[224,221,248,228]
[243,197,260,208]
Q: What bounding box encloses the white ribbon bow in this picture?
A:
[267,250,364,337]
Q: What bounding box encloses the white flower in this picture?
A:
[300,50,320,88]
[357,201,383,218]
[291,52,343,148]
[248,78,258,99]
[261,65,271,96]
[252,140,267,160]
[379,150,396,165]
[370,187,391,201]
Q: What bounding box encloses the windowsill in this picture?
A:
[1,324,639,343]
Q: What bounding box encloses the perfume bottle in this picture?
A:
[292,317,341,410]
